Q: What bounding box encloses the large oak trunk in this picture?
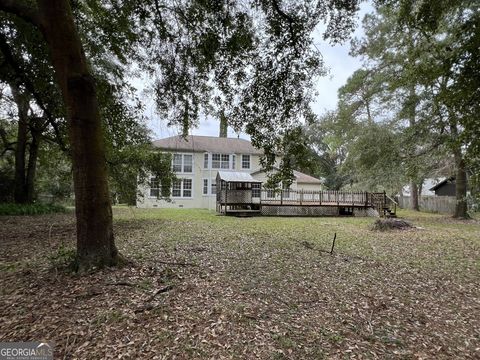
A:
[37,0,119,269]
[11,85,29,203]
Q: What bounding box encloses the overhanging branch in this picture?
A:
[0,32,68,153]
[0,0,42,28]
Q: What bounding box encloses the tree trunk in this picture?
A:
[26,123,41,203]
[407,84,419,211]
[449,119,468,218]
[410,181,419,211]
[219,110,228,138]
[11,85,29,204]
[37,0,119,269]
[453,144,468,218]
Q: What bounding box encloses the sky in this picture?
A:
[145,2,372,140]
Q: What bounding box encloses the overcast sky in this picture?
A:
[146,2,372,140]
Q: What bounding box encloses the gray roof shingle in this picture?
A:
[152,135,263,154]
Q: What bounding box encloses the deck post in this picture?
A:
[365,192,368,207]
[300,189,303,205]
[319,191,322,205]
[280,189,283,205]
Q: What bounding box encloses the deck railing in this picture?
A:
[258,189,381,207]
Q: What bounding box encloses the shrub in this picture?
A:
[48,244,77,271]
[371,218,413,231]
[0,203,67,216]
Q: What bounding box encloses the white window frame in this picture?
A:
[211,153,233,169]
[202,178,209,195]
[149,177,160,198]
[241,154,251,169]
[203,153,209,169]
[172,153,194,174]
[171,178,194,198]
[211,180,217,196]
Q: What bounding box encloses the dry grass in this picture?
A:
[0,208,479,359]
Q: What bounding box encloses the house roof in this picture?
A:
[429,176,455,191]
[293,170,323,184]
[217,171,262,183]
[152,135,263,154]
[251,167,323,185]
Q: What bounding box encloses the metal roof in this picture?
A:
[153,135,263,154]
[217,171,262,183]
[250,167,323,184]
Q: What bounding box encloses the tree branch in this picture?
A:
[0,32,68,153]
[0,0,42,28]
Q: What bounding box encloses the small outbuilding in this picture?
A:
[216,171,262,215]
[429,177,456,196]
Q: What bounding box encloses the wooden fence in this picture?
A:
[398,196,456,214]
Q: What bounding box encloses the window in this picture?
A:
[172,179,181,197]
[204,153,209,169]
[266,189,276,198]
[212,153,220,168]
[171,179,193,198]
[149,178,160,197]
[252,183,261,198]
[183,179,192,197]
[183,154,193,172]
[172,154,193,173]
[172,154,182,172]
[211,153,232,169]
[242,154,250,169]
[282,183,290,198]
[211,181,217,195]
[232,154,236,169]
[221,154,230,169]
[203,179,208,195]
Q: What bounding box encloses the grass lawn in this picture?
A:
[0,208,479,359]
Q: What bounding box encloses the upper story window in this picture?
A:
[211,153,233,169]
[172,153,193,173]
[241,154,251,169]
[203,153,209,169]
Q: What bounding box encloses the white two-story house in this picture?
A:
[137,135,323,209]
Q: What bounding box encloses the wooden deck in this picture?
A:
[217,189,397,217]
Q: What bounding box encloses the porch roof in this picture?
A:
[217,171,262,183]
